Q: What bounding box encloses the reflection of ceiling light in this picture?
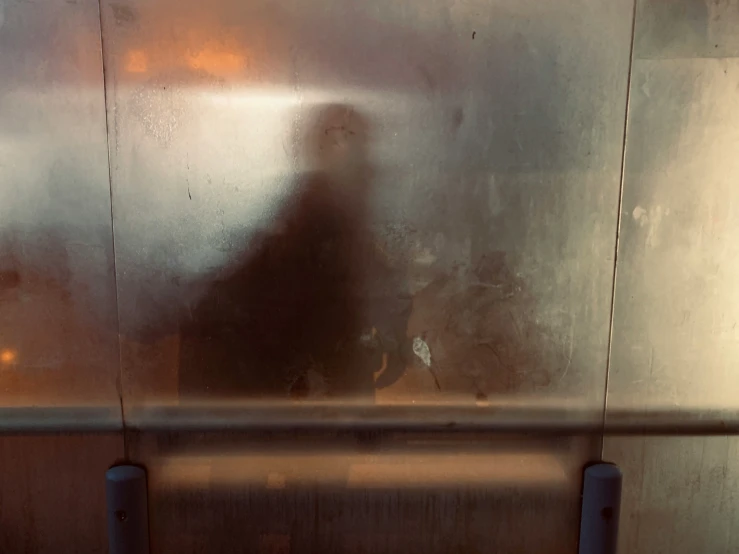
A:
[123,46,246,77]
[186,48,245,76]
[0,349,17,364]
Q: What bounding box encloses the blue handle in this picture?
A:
[579,463,622,554]
[106,465,150,554]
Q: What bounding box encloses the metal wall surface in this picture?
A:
[128,430,597,554]
[97,0,634,551]
[0,434,123,553]
[0,1,123,551]
[604,1,739,552]
[605,436,739,554]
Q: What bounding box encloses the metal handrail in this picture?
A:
[2,404,739,435]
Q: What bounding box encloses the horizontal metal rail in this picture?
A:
[2,404,739,435]
[0,406,123,433]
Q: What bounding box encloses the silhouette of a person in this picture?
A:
[179,104,409,400]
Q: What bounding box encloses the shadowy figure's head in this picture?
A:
[297,103,372,185]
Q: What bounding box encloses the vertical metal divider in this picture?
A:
[600,0,639,460]
[95,0,128,459]
[95,5,145,549]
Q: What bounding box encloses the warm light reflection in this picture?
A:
[123,44,246,77]
[125,49,149,73]
[186,48,244,76]
[156,451,567,490]
[0,349,17,364]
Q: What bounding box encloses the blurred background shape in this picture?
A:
[3,0,739,552]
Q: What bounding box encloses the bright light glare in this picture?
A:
[0,349,17,364]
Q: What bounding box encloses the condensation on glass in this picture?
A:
[0,0,120,409]
[99,0,632,415]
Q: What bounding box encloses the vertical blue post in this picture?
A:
[579,463,622,554]
[106,465,150,554]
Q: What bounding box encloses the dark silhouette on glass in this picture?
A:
[179,104,410,400]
